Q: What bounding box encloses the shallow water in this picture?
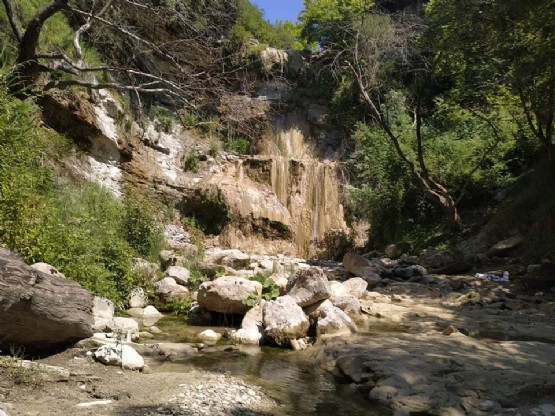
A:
[151,315,386,416]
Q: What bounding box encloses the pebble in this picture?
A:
[141,373,275,416]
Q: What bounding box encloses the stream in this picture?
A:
[148,315,386,416]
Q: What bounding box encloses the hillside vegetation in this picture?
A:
[0,0,554,306]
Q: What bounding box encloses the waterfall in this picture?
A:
[263,113,348,257]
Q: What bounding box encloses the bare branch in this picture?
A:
[1,0,23,42]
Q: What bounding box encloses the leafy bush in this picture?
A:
[182,154,201,172]
[224,136,250,155]
[121,192,165,260]
[243,273,279,307]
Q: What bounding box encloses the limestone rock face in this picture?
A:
[197,277,262,314]
[231,303,264,345]
[285,267,332,307]
[262,295,309,346]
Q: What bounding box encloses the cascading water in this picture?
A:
[262,112,348,257]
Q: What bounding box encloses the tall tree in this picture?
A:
[427,0,555,156]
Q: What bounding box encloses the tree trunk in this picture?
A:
[0,248,94,350]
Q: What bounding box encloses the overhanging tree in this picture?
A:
[1,0,240,104]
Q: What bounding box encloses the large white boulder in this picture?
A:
[93,344,144,370]
[128,287,148,308]
[164,266,190,285]
[285,267,331,307]
[198,329,222,344]
[231,303,264,345]
[198,277,262,314]
[154,277,189,302]
[311,300,357,337]
[30,262,66,279]
[262,295,309,346]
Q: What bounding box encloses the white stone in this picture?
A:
[198,277,262,314]
[30,262,66,279]
[128,287,148,308]
[198,329,222,343]
[93,345,144,371]
[93,297,115,319]
[232,303,264,345]
[262,295,309,346]
[165,266,191,285]
[76,400,113,408]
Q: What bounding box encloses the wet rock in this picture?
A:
[286,267,332,307]
[198,329,222,344]
[198,277,262,314]
[127,287,148,308]
[262,295,309,346]
[187,303,212,326]
[164,266,190,285]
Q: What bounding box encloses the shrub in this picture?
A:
[182,154,201,172]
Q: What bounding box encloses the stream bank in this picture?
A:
[1,264,554,416]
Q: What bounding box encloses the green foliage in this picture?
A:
[224,135,250,155]
[168,297,192,315]
[242,274,279,307]
[182,154,201,172]
[300,0,371,46]
[121,191,165,261]
[150,105,175,133]
[314,229,355,261]
[230,0,306,49]
[186,269,209,291]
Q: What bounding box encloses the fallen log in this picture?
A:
[0,248,94,350]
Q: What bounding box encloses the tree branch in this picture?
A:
[1,0,23,42]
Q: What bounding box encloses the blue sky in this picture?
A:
[251,0,304,23]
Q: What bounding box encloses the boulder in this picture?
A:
[487,235,523,257]
[305,300,357,336]
[30,262,66,279]
[262,295,309,346]
[340,278,368,298]
[0,248,94,349]
[131,258,159,283]
[285,267,331,307]
[419,249,471,275]
[159,250,178,270]
[164,266,190,285]
[93,344,144,371]
[331,295,362,322]
[108,317,139,340]
[142,305,163,327]
[154,277,189,303]
[198,329,221,344]
[385,244,402,260]
[196,262,237,278]
[93,297,115,319]
[393,265,427,280]
[197,277,262,314]
[205,248,250,269]
[231,303,264,345]
[342,253,384,287]
[128,288,148,308]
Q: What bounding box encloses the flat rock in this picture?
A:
[198,277,262,314]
